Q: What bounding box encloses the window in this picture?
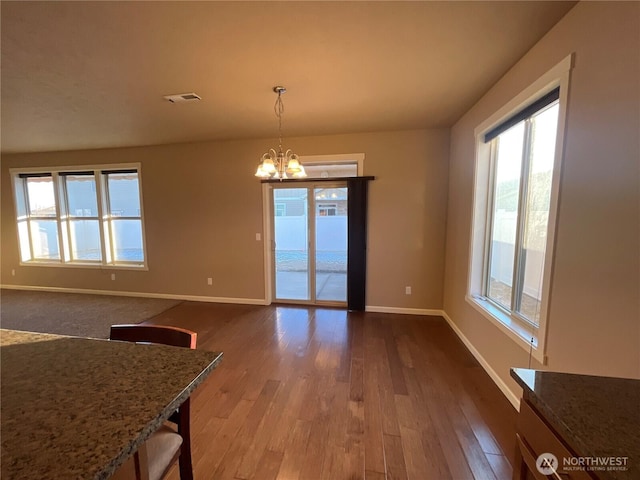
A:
[297,153,364,178]
[467,54,572,363]
[315,187,348,217]
[21,174,60,261]
[63,172,101,261]
[11,164,146,268]
[104,170,144,263]
[485,91,559,326]
[317,204,337,216]
[275,203,286,217]
[303,162,357,178]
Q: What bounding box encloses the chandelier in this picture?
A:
[255,86,306,180]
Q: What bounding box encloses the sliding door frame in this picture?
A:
[266,180,348,307]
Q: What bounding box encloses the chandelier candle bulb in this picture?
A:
[255,86,307,180]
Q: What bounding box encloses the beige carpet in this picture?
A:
[0,289,182,339]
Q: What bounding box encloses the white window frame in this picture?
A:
[467,54,573,364]
[298,153,364,177]
[10,163,148,270]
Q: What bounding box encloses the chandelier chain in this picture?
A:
[275,93,285,151]
[255,85,306,179]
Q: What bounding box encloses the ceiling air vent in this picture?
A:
[163,92,201,103]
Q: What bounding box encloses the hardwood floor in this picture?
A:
[144,302,516,480]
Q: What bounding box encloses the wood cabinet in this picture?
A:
[511,368,639,480]
[514,399,594,480]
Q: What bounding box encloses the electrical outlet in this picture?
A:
[11,269,15,276]
[405,286,412,295]
[256,233,261,241]
[111,273,116,281]
[207,277,213,285]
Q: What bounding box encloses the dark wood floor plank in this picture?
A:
[350,355,365,402]
[418,321,515,460]
[274,419,312,480]
[349,314,365,402]
[141,302,516,480]
[382,433,409,480]
[486,452,514,479]
[350,313,365,360]
[191,398,255,475]
[235,377,300,479]
[405,340,476,480]
[416,333,499,480]
[363,322,386,475]
[425,399,476,480]
[394,333,414,369]
[266,376,308,453]
[204,367,250,419]
[465,367,518,460]
[458,390,505,456]
[394,393,421,431]
[211,379,281,479]
[326,380,350,449]
[364,470,386,480]
[402,366,453,479]
[383,326,409,396]
[252,449,284,480]
[399,426,431,480]
[344,432,365,480]
[321,444,347,480]
[370,336,402,437]
[299,411,331,479]
[446,399,498,480]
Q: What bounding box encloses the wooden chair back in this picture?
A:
[109,324,197,480]
[109,324,197,349]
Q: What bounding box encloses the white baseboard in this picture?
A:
[0,284,268,306]
[441,310,520,410]
[365,305,444,316]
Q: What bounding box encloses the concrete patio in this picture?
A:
[275,271,347,303]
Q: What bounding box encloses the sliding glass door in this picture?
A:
[272,184,347,305]
[273,188,310,301]
[314,186,347,302]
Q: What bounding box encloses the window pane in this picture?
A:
[69,219,101,261]
[304,162,357,178]
[29,219,60,259]
[274,188,309,300]
[17,220,31,262]
[66,175,98,217]
[517,104,559,324]
[315,187,347,302]
[14,178,27,218]
[488,122,525,310]
[111,219,143,262]
[26,177,56,217]
[108,173,140,217]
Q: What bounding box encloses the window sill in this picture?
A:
[19,260,148,271]
[465,295,546,364]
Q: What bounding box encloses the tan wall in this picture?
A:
[444,0,640,403]
[1,129,450,309]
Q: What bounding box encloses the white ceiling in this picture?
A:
[0,1,576,154]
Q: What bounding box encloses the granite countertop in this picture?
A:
[1,329,223,480]
[511,368,640,480]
